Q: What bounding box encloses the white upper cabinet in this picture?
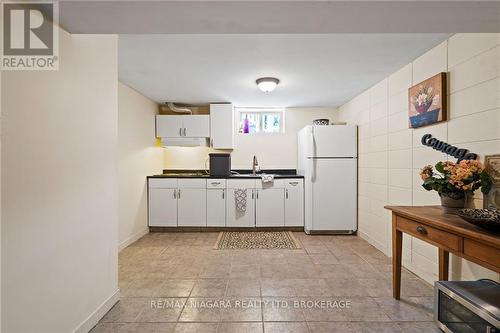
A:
[182,115,210,138]
[210,104,234,149]
[156,115,184,137]
[156,115,209,138]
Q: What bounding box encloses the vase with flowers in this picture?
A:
[420,160,492,213]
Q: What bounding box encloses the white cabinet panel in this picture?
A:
[149,188,177,227]
[207,189,226,227]
[210,104,234,149]
[156,115,183,138]
[285,180,304,227]
[178,178,206,188]
[178,188,206,226]
[226,188,255,227]
[183,115,210,138]
[256,188,285,227]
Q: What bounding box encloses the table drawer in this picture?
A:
[463,239,500,270]
[396,216,460,251]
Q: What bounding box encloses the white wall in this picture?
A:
[337,33,500,283]
[118,82,163,250]
[163,107,337,169]
[1,30,119,332]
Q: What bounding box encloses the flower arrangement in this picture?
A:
[412,85,438,114]
[420,160,492,199]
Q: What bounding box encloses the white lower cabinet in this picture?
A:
[207,189,226,227]
[178,188,206,226]
[148,179,178,227]
[256,186,285,227]
[226,179,255,227]
[149,177,304,228]
[285,179,304,226]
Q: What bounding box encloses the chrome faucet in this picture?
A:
[252,155,260,175]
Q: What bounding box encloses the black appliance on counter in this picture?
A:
[435,280,499,333]
[209,153,231,177]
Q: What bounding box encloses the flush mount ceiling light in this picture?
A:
[256,77,280,92]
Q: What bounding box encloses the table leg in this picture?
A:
[392,214,402,300]
[439,248,449,281]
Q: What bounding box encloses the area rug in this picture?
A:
[214,231,301,250]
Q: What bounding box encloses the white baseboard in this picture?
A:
[119,227,149,252]
[74,289,120,333]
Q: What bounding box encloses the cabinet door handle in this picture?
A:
[211,181,220,185]
[256,190,259,200]
[416,226,427,235]
[179,128,182,136]
[289,181,299,186]
[222,189,225,199]
[183,128,187,136]
[251,190,254,199]
[173,189,177,199]
[285,189,289,199]
[178,189,181,199]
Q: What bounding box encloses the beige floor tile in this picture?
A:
[290,279,332,296]
[136,298,186,322]
[261,279,296,297]
[264,322,309,333]
[397,321,441,332]
[261,264,290,279]
[217,322,263,333]
[316,264,353,279]
[100,298,148,323]
[325,279,367,297]
[226,279,261,297]
[91,322,176,333]
[110,232,438,330]
[262,297,305,322]
[200,265,231,279]
[230,264,261,279]
[191,279,228,297]
[308,322,357,333]
[156,279,195,297]
[309,254,339,265]
[357,279,393,297]
[121,279,163,297]
[400,279,433,297]
[373,296,433,321]
[178,298,222,322]
[341,263,384,279]
[299,297,347,322]
[220,297,262,322]
[173,322,218,333]
[343,297,391,322]
[350,322,403,332]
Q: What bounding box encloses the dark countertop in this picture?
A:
[147,169,304,179]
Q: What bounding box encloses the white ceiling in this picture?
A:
[118,34,450,107]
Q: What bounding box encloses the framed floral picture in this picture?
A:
[408,72,447,129]
[484,154,500,209]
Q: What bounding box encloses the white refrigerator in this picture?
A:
[298,125,357,234]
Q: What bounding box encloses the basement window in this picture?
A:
[236,107,285,134]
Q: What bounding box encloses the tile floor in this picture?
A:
[91,232,440,333]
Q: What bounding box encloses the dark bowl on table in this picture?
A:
[456,209,500,232]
